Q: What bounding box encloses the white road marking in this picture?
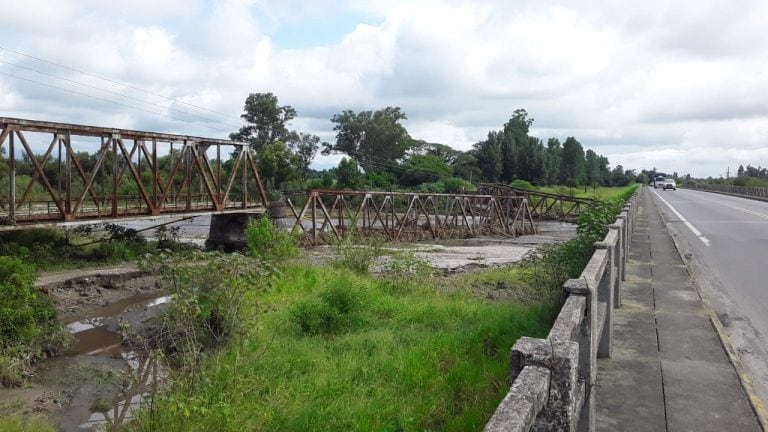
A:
[652,189,711,246]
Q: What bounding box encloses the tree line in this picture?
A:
[229,93,638,195]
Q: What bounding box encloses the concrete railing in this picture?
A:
[485,190,640,432]
[689,183,768,201]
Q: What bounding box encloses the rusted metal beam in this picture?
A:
[0,117,244,146]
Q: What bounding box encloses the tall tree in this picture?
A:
[585,149,600,186]
[230,92,296,150]
[560,137,586,185]
[323,107,413,173]
[501,109,534,181]
[336,157,362,189]
[256,142,300,188]
[287,132,320,180]
[398,154,453,186]
[473,133,502,182]
[544,138,562,185]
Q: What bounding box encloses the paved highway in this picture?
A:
[649,187,768,409]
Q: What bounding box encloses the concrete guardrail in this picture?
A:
[689,183,768,201]
[484,189,640,432]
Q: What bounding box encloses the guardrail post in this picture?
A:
[610,218,626,282]
[512,336,582,431]
[562,279,595,432]
[623,203,632,243]
[594,241,614,358]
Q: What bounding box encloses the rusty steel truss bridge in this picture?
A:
[0,117,269,229]
[1,118,593,242]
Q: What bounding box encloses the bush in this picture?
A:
[289,281,367,336]
[416,181,445,193]
[0,256,65,387]
[245,215,299,263]
[142,251,274,371]
[333,236,384,274]
[443,177,475,194]
[0,257,46,350]
[382,249,433,292]
[509,179,536,190]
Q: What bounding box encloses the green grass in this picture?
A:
[0,415,57,432]
[538,184,639,200]
[138,264,555,432]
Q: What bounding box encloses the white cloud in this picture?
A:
[2,0,768,177]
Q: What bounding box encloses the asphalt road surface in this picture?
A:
[649,187,768,410]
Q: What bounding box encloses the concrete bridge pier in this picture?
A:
[205,201,289,251]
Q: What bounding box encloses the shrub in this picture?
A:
[382,249,433,292]
[245,215,299,263]
[333,236,384,274]
[289,281,367,336]
[443,177,475,194]
[0,256,65,387]
[0,257,45,350]
[142,251,274,371]
[416,181,445,193]
[509,179,536,190]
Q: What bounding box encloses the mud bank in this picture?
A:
[2,267,169,431]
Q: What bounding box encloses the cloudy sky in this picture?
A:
[2,0,768,177]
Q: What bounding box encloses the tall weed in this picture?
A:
[245,215,299,263]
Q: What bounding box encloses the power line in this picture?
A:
[0,59,243,131]
[0,45,239,121]
[0,70,233,134]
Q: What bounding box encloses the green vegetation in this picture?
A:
[538,185,636,200]
[245,215,299,262]
[0,226,151,271]
[130,183,636,431]
[0,256,68,387]
[142,251,273,371]
[544,184,639,278]
[0,415,57,432]
[137,263,555,432]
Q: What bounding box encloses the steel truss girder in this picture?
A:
[0,118,268,226]
[287,189,537,245]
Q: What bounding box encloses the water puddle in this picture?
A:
[71,327,123,356]
[55,292,172,430]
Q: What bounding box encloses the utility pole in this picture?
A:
[726,167,730,179]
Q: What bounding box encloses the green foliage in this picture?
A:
[230,92,296,150]
[141,251,274,371]
[540,185,637,280]
[245,215,299,263]
[442,177,475,193]
[0,257,66,387]
[290,280,368,336]
[382,249,433,292]
[135,263,553,432]
[398,154,453,186]
[324,107,414,173]
[365,170,396,189]
[256,142,301,188]
[0,415,57,432]
[333,235,384,274]
[287,132,321,180]
[509,179,536,190]
[0,257,41,350]
[560,137,586,186]
[416,181,445,193]
[336,157,362,189]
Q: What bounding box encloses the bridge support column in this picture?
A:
[206,212,260,251]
